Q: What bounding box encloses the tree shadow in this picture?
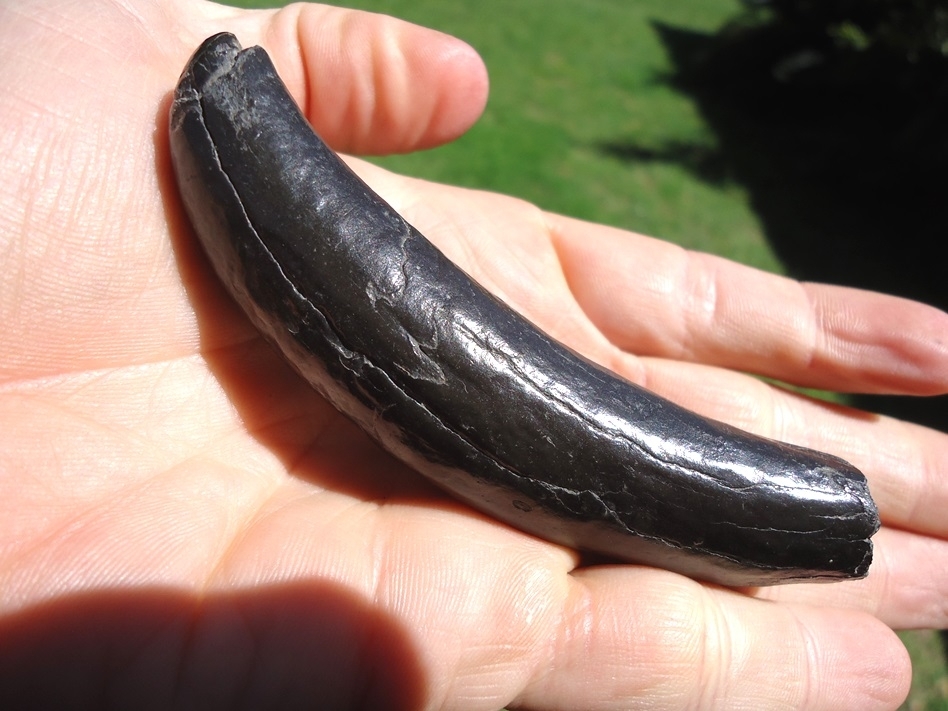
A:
[0,582,427,710]
[597,140,732,185]
[596,19,948,431]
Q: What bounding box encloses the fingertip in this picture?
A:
[260,3,488,155]
[813,608,912,710]
[804,283,948,396]
[412,31,489,150]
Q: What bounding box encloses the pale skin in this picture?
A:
[1,1,947,709]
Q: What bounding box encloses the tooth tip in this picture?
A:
[183,32,243,93]
[198,31,243,58]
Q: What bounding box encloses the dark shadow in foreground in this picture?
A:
[0,583,427,711]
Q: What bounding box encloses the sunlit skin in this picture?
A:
[2,1,947,709]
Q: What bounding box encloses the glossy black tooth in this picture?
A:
[169,32,879,587]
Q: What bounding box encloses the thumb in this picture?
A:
[183,1,489,155]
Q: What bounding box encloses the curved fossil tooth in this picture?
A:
[169,33,879,586]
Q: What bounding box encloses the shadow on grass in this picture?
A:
[597,19,948,432]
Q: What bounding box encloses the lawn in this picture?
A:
[220,1,947,708]
[380,0,779,273]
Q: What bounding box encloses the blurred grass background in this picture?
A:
[222,1,947,708]
[358,0,782,273]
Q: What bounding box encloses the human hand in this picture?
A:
[2,1,947,709]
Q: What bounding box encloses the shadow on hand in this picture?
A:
[598,19,948,432]
[0,582,426,710]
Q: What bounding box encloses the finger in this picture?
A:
[514,567,909,711]
[548,214,948,395]
[760,527,948,630]
[184,1,489,155]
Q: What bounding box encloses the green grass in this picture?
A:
[345,0,780,272]
[218,2,947,708]
[900,631,948,711]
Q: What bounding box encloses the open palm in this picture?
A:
[2,1,947,709]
